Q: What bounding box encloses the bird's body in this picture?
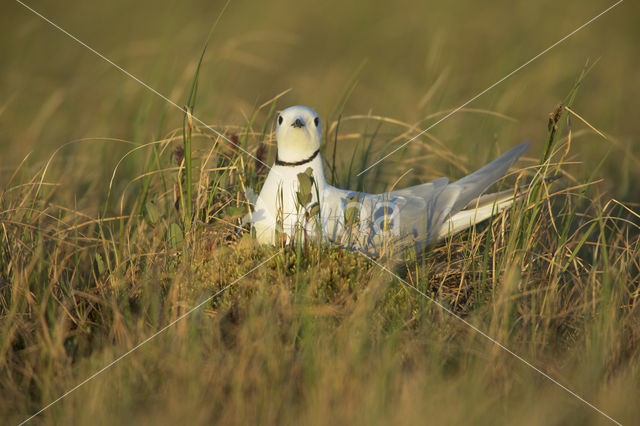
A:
[252,106,529,255]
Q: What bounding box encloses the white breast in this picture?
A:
[251,157,326,244]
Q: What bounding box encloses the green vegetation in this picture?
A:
[1,0,638,424]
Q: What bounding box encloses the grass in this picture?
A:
[2,0,640,424]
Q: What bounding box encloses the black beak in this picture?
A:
[292,118,305,128]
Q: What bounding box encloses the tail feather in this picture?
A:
[433,141,531,242]
[437,172,562,241]
[463,187,522,210]
[436,189,521,241]
[449,141,530,213]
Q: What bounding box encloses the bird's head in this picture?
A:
[275,106,321,163]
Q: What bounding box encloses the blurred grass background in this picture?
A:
[2,0,639,200]
[1,0,639,424]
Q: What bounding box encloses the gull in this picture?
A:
[251,106,529,255]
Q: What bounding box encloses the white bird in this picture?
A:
[251,105,529,255]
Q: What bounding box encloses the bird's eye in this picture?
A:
[314,117,319,127]
[278,115,283,125]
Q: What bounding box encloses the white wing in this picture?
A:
[319,142,530,254]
